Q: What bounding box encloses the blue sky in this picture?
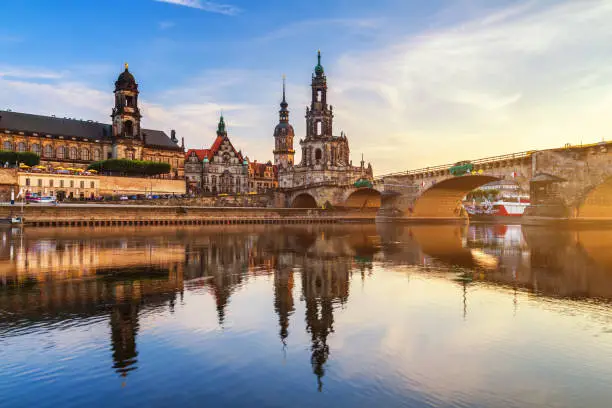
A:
[1,0,611,173]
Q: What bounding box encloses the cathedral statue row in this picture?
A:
[273,51,373,189]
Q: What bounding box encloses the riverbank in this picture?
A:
[0,204,377,227]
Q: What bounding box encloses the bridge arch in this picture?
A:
[344,188,381,209]
[291,193,318,208]
[412,175,500,218]
[576,176,612,218]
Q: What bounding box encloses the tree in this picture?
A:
[87,159,171,176]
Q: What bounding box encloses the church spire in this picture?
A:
[217,114,227,137]
[279,75,289,122]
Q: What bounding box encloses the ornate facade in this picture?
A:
[248,160,277,193]
[277,52,373,189]
[184,115,249,194]
[0,64,184,177]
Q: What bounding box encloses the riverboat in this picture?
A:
[466,197,530,222]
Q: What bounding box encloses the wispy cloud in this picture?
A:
[331,0,612,172]
[256,18,382,42]
[0,66,63,80]
[154,0,241,16]
[158,21,176,30]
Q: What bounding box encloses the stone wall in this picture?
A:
[0,168,18,201]
[0,205,376,224]
[98,175,186,195]
[89,193,273,207]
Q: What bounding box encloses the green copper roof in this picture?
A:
[217,114,226,134]
[315,50,324,75]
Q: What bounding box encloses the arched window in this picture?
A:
[316,121,322,136]
[93,149,101,161]
[44,145,53,158]
[17,142,26,152]
[31,144,41,155]
[3,141,13,151]
[124,121,134,137]
[81,148,90,161]
[69,147,77,160]
[315,148,322,161]
[57,146,65,159]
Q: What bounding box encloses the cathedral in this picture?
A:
[274,51,373,189]
[0,64,185,177]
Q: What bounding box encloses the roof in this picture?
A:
[249,161,275,178]
[185,149,212,161]
[0,110,180,150]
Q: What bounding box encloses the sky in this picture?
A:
[0,0,611,174]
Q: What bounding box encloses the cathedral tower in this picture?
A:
[112,63,142,140]
[306,51,333,139]
[273,76,295,169]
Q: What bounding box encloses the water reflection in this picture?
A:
[2,223,612,405]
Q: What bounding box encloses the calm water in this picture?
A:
[2,224,612,408]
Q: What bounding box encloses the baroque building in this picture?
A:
[276,52,373,189]
[248,160,277,193]
[184,115,249,194]
[0,64,185,177]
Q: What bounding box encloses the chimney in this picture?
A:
[171,129,178,143]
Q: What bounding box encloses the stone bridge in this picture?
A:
[375,140,612,221]
[279,182,382,209]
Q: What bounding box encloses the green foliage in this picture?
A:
[87,159,171,176]
[0,151,40,166]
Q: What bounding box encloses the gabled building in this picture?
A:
[184,115,249,194]
[248,160,277,193]
[0,64,185,177]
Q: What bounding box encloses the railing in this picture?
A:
[374,150,534,181]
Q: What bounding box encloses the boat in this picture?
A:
[466,196,530,222]
[0,216,24,226]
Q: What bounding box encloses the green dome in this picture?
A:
[203,157,209,163]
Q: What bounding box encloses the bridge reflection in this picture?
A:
[2,224,612,389]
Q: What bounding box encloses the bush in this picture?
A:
[87,159,171,176]
[0,151,40,167]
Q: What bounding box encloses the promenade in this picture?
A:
[0,203,377,227]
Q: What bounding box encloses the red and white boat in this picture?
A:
[466,196,530,221]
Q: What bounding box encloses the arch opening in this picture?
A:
[292,193,318,208]
[576,176,612,219]
[344,188,381,209]
[411,175,500,218]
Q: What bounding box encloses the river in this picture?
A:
[1,224,612,407]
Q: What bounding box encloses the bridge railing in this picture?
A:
[374,150,534,182]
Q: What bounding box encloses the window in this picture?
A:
[44,145,53,158]
[17,142,26,152]
[37,179,42,187]
[93,149,101,161]
[60,180,64,188]
[124,121,134,137]
[316,121,322,136]
[70,180,74,188]
[25,178,30,186]
[317,90,322,102]
[31,144,41,155]
[90,181,95,189]
[3,141,13,151]
[69,147,77,160]
[49,179,54,187]
[80,181,85,189]
[81,148,90,161]
[57,146,65,159]
[315,148,322,161]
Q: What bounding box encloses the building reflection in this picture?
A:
[3,222,612,389]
